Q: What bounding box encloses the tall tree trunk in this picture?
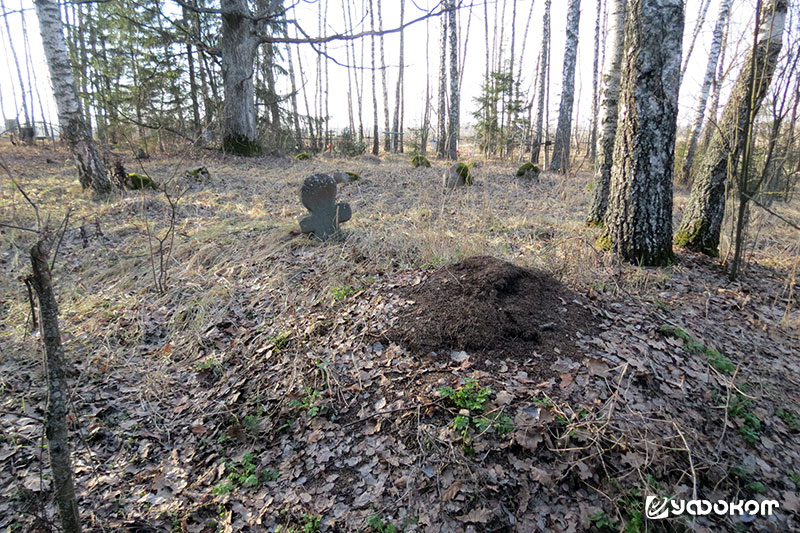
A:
[586,0,627,226]
[75,3,91,135]
[532,0,551,164]
[377,0,390,152]
[295,37,317,151]
[369,0,379,155]
[483,0,491,155]
[699,8,731,153]
[34,0,110,196]
[679,0,712,83]
[2,0,31,126]
[186,41,202,136]
[219,0,262,155]
[342,2,356,137]
[346,0,364,142]
[679,0,733,184]
[447,0,459,160]
[437,7,447,158]
[675,0,787,256]
[284,26,303,151]
[28,236,82,533]
[392,0,405,153]
[588,0,602,160]
[550,0,581,172]
[421,12,431,156]
[506,0,517,157]
[605,0,683,266]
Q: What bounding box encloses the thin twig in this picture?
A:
[50,207,72,271]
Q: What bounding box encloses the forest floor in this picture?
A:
[1,142,799,533]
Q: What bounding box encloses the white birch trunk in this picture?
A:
[532,0,551,164]
[34,0,110,196]
[680,0,733,183]
[605,0,683,266]
[587,0,626,225]
[550,0,581,172]
[447,0,459,160]
[437,8,447,158]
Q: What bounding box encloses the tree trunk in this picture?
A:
[28,236,82,533]
[369,0,379,155]
[679,0,732,184]
[219,0,262,155]
[342,2,356,137]
[532,0,551,164]
[284,26,303,151]
[346,0,364,142]
[35,0,110,196]
[377,0,390,152]
[699,8,731,153]
[586,0,626,226]
[675,0,787,256]
[392,0,405,153]
[421,12,431,156]
[447,0,459,160]
[550,0,581,172]
[588,0,602,160]
[483,0,491,155]
[679,0,711,83]
[2,0,31,127]
[605,0,683,266]
[437,7,447,158]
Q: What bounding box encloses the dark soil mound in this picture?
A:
[388,256,593,362]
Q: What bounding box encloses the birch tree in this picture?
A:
[437,7,447,158]
[675,0,787,256]
[377,0,390,152]
[532,0,551,164]
[447,0,459,159]
[369,0,379,155]
[603,0,683,266]
[391,0,405,153]
[34,0,111,196]
[550,0,581,172]
[699,16,731,151]
[588,0,602,160]
[587,0,627,226]
[3,0,31,128]
[679,0,733,184]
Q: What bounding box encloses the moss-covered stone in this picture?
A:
[456,162,474,185]
[185,166,210,181]
[345,171,361,182]
[127,173,158,190]
[411,155,431,168]
[515,162,541,178]
[222,134,263,156]
[295,152,311,161]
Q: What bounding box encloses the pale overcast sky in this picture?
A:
[0,0,767,138]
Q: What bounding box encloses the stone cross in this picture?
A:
[298,173,352,240]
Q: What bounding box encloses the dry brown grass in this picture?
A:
[2,143,798,359]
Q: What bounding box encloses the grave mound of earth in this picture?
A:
[388,256,593,363]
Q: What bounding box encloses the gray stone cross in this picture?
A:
[298,173,352,240]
